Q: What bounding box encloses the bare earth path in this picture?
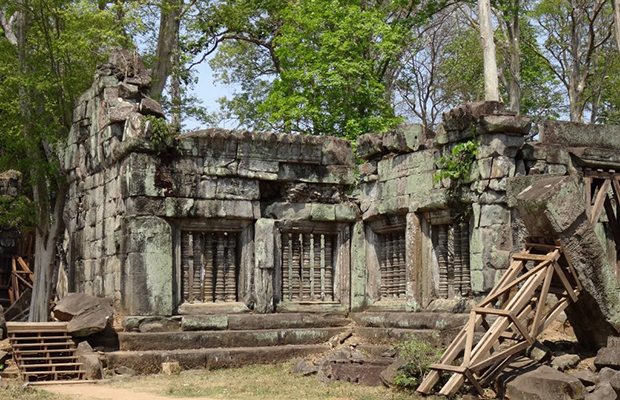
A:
[37,383,218,400]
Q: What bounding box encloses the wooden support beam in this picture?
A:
[532,265,554,337]
[584,176,593,219]
[603,196,620,249]
[591,179,611,225]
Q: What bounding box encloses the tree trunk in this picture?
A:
[613,0,620,57]
[150,0,182,99]
[508,0,521,113]
[28,183,68,322]
[479,0,500,101]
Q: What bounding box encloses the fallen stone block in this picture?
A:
[54,293,114,337]
[76,341,103,380]
[552,354,581,371]
[585,381,616,400]
[595,337,620,370]
[515,175,620,348]
[497,359,586,400]
[162,361,181,375]
[568,370,599,387]
[379,358,406,388]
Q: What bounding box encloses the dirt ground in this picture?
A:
[38,383,218,400]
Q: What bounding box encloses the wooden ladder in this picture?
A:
[7,322,86,384]
[417,240,582,396]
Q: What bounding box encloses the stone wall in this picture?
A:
[62,52,620,318]
[63,51,357,316]
[356,102,531,310]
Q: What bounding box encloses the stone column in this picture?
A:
[254,219,275,313]
[123,216,173,315]
[350,221,367,311]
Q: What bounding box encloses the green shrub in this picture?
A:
[393,337,444,391]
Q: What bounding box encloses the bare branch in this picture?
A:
[0,10,18,46]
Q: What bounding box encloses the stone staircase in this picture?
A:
[105,312,468,374]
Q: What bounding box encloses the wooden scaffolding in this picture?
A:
[417,240,582,396]
[7,322,85,384]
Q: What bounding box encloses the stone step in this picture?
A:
[350,312,468,331]
[118,327,347,351]
[123,312,350,333]
[354,327,456,347]
[106,344,330,374]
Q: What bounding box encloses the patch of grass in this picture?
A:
[109,362,428,400]
[0,379,72,400]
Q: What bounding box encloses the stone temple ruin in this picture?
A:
[4,52,620,394]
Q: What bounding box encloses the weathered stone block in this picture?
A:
[477,132,525,158]
[311,204,336,221]
[215,178,260,200]
[498,360,586,400]
[477,114,531,135]
[278,164,354,185]
[540,120,620,150]
[237,158,279,180]
[124,217,173,315]
[264,203,312,221]
[356,133,383,160]
[192,199,255,219]
[321,136,355,166]
[335,203,360,222]
[479,204,511,227]
[381,124,435,153]
[139,97,165,118]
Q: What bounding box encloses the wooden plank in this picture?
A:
[470,341,529,371]
[463,310,477,365]
[556,241,583,292]
[532,265,554,337]
[464,369,485,396]
[7,322,69,332]
[509,313,534,345]
[478,260,550,307]
[511,253,554,262]
[584,176,593,218]
[429,364,467,374]
[603,196,620,247]
[591,179,611,224]
[12,271,33,289]
[11,257,19,300]
[16,257,34,281]
[551,262,579,303]
[473,307,511,316]
[525,242,561,252]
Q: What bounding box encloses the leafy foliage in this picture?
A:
[145,115,174,149]
[393,336,444,391]
[435,139,479,183]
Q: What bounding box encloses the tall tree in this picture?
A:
[479,0,500,101]
[0,0,124,321]
[529,0,613,122]
[195,0,428,140]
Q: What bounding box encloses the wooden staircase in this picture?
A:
[7,322,85,384]
[417,240,582,396]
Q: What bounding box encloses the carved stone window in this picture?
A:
[377,231,407,298]
[366,215,408,303]
[180,230,239,303]
[281,232,336,302]
[433,221,471,299]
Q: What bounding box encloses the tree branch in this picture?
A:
[0,10,18,46]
